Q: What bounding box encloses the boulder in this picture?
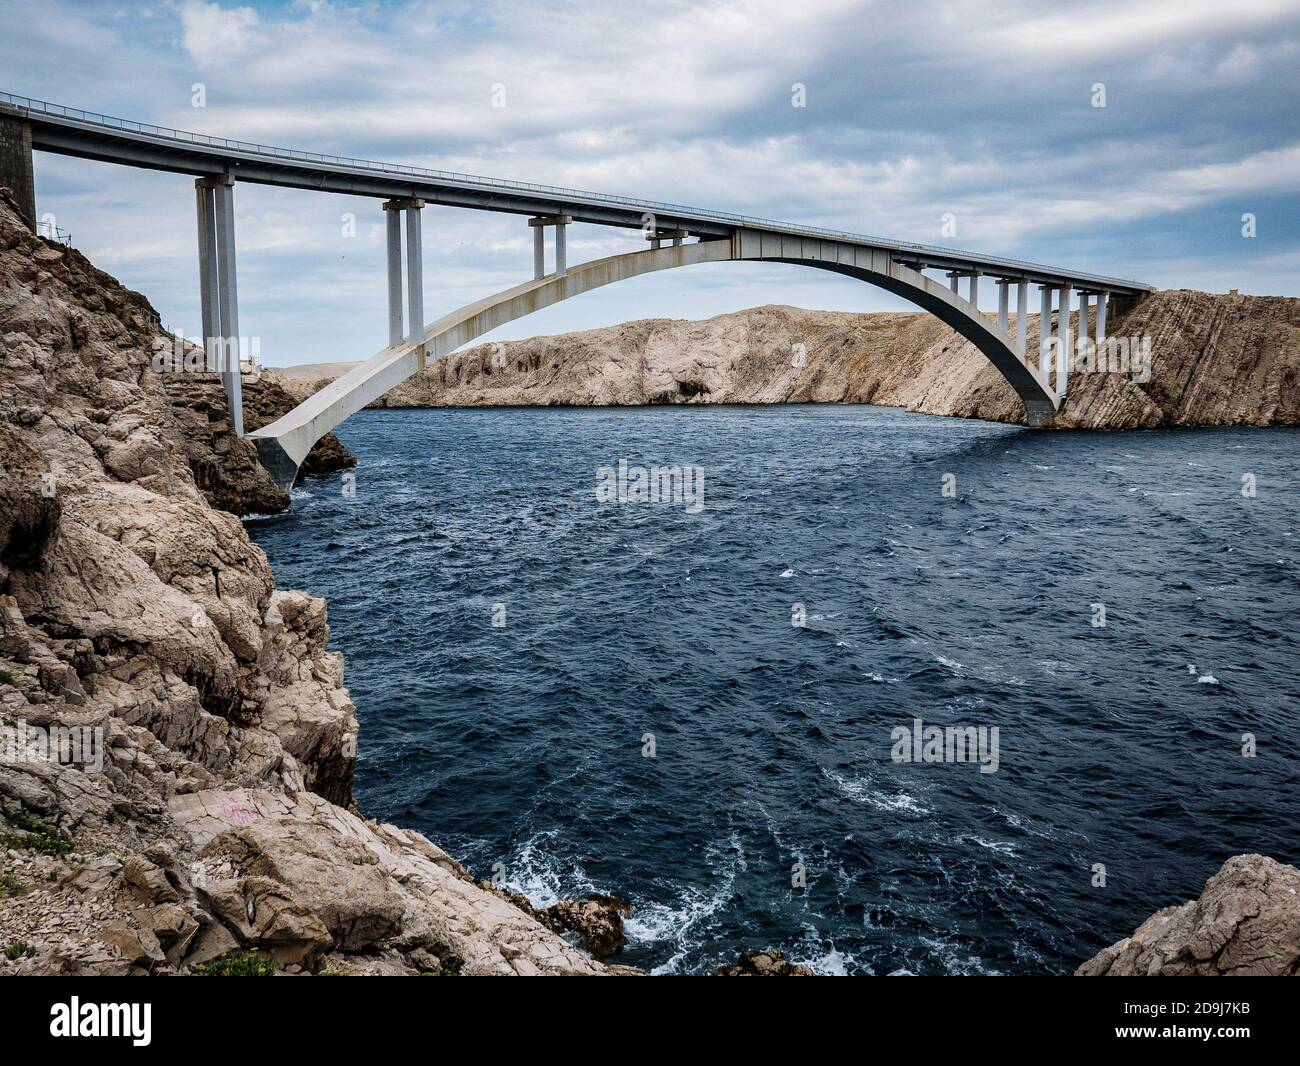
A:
[716,947,813,976]
[1077,854,1300,976]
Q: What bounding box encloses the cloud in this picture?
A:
[4,0,1299,362]
[178,0,265,68]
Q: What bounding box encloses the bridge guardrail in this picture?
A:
[0,90,1148,289]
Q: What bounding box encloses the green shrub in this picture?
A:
[193,950,278,976]
[0,813,73,856]
[4,941,35,960]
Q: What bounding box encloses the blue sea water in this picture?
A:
[246,404,1300,975]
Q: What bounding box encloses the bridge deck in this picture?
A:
[2,90,1151,295]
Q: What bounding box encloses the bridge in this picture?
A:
[0,91,1154,489]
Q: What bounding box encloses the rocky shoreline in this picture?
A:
[0,190,630,975]
[2,184,1297,976]
[269,290,1300,430]
[1078,855,1300,977]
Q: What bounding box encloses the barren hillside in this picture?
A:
[271,293,1300,430]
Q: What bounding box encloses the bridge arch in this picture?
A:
[250,230,1059,489]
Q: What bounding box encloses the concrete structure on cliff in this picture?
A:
[0,91,1152,490]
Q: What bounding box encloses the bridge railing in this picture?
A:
[0,89,1146,289]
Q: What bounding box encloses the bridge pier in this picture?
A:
[1039,284,1053,383]
[946,270,981,307]
[529,215,571,278]
[406,205,424,344]
[647,228,687,250]
[0,109,36,228]
[195,176,243,437]
[996,278,1010,332]
[1015,279,1029,357]
[1057,286,1072,398]
[383,198,425,358]
[1095,292,1108,344]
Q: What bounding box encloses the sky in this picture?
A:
[3,0,1299,366]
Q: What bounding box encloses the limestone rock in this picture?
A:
[541,896,632,958]
[160,368,354,515]
[0,186,626,976]
[716,948,813,976]
[274,294,1300,430]
[1077,854,1300,976]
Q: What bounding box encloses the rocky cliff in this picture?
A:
[0,189,625,975]
[1077,855,1300,976]
[274,294,1300,430]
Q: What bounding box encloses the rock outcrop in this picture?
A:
[272,293,1300,429]
[1077,855,1300,976]
[160,369,354,515]
[0,188,618,976]
[716,948,813,976]
[479,884,633,960]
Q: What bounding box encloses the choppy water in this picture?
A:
[247,405,1300,975]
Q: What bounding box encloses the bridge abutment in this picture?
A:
[0,110,36,228]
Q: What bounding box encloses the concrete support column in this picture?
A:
[1096,292,1108,345]
[1015,280,1029,357]
[528,215,571,277]
[646,228,687,251]
[405,202,424,344]
[194,182,219,370]
[947,271,960,294]
[1039,284,1054,381]
[0,111,36,228]
[996,279,1010,332]
[968,273,979,309]
[210,177,243,437]
[381,198,426,359]
[1057,285,1073,398]
[384,201,404,346]
[1077,292,1090,346]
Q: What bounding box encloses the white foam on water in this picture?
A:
[500,832,596,909]
[822,767,930,815]
[622,831,745,975]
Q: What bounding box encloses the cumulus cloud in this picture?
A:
[178,0,266,68]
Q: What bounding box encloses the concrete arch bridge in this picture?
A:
[0,91,1152,489]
